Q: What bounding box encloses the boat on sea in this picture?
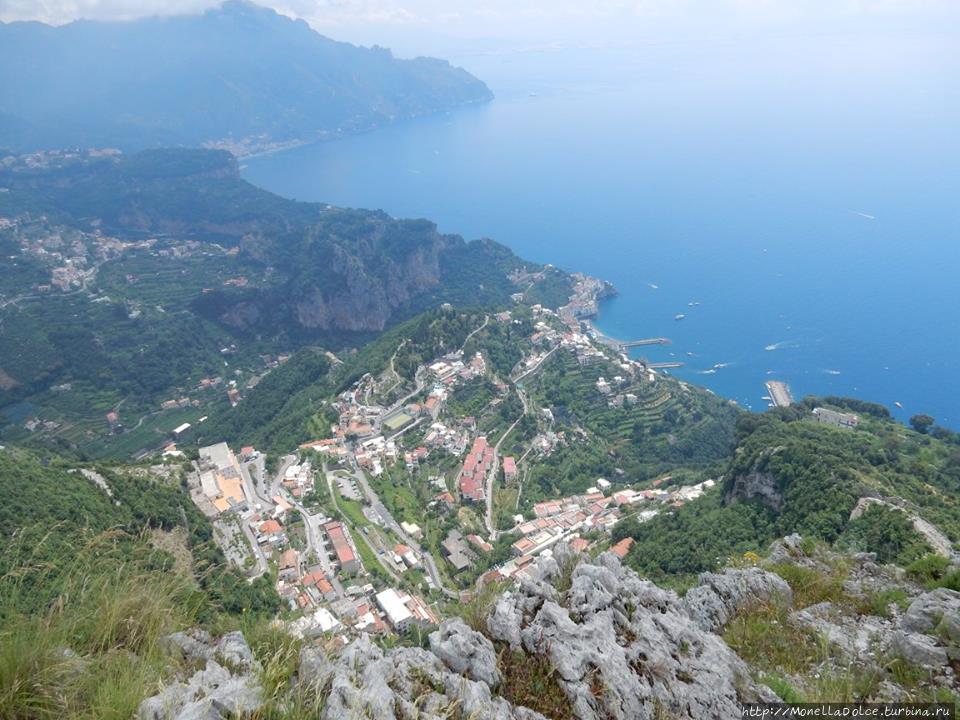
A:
[674,314,686,321]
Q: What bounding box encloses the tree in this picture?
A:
[910,414,935,435]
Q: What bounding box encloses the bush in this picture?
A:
[906,554,951,586]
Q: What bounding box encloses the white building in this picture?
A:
[376,589,413,633]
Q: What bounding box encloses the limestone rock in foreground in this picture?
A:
[298,633,543,720]
[143,545,784,720]
[483,547,775,720]
[429,617,503,688]
[683,567,793,632]
[139,634,264,720]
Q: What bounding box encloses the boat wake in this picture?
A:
[765,340,800,352]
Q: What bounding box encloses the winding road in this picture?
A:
[483,387,529,540]
[347,459,458,599]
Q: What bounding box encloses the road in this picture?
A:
[347,459,457,599]
[484,387,529,540]
[459,314,489,354]
[279,478,347,600]
[392,366,428,412]
[379,339,408,400]
[267,454,299,500]
[236,518,270,579]
[512,345,558,384]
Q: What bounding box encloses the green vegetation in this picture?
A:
[724,603,822,675]
[617,400,960,580]
[524,351,738,503]
[906,554,960,591]
[0,447,278,621]
[767,559,851,609]
[0,541,198,720]
[497,648,575,720]
[447,376,501,418]
[836,504,930,565]
[0,149,552,459]
[614,488,774,581]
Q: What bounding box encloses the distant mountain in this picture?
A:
[0,0,492,153]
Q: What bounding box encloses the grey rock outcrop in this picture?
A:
[485,550,774,720]
[287,547,778,720]
[213,631,261,674]
[139,633,264,720]
[724,447,786,511]
[684,567,793,632]
[160,629,214,665]
[766,533,806,565]
[308,634,543,720]
[789,601,893,658]
[900,588,960,639]
[889,631,949,668]
[429,617,502,688]
[890,588,960,668]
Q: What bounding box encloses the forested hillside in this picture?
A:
[615,398,960,583]
[0,447,278,618]
[0,149,568,458]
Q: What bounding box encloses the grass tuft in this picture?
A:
[0,530,198,720]
[767,562,850,609]
[497,647,574,720]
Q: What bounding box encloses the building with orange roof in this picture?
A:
[259,519,283,536]
[610,537,634,559]
[323,520,358,574]
[279,548,299,571]
[569,537,590,553]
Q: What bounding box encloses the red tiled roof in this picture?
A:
[569,537,590,553]
[259,519,282,535]
[323,520,356,565]
[610,537,634,559]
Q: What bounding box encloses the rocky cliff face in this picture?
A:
[724,446,786,510]
[138,540,960,719]
[0,148,531,339]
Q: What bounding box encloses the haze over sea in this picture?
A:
[244,31,959,426]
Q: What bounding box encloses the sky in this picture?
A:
[2,0,959,56]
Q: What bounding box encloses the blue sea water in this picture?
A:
[243,35,960,426]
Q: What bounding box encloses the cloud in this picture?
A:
[2,0,958,45]
[1,0,954,23]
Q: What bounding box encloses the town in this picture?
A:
[179,275,737,645]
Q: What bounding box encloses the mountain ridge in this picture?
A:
[0,1,493,154]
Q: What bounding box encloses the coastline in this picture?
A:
[220,96,495,161]
[559,273,627,350]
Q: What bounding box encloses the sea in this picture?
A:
[243,33,960,427]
